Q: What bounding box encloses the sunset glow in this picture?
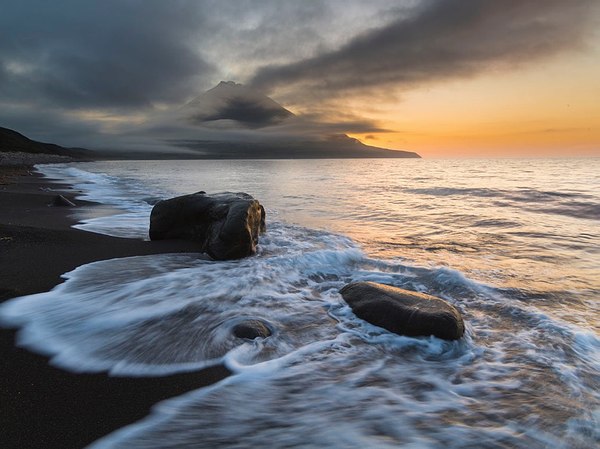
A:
[1,1,599,158]
[347,44,600,157]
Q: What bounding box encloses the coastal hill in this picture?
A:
[171,134,421,159]
[0,126,93,165]
[0,126,90,159]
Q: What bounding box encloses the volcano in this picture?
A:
[181,81,294,128]
[166,81,421,159]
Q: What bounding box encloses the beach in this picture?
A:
[0,158,598,449]
[2,1,598,446]
[0,165,230,449]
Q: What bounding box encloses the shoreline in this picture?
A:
[0,165,231,449]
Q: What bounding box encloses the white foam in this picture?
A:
[0,223,369,376]
[17,162,598,449]
[88,332,588,449]
[37,164,160,239]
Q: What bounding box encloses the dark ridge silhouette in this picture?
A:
[170,134,420,159]
[0,126,91,159]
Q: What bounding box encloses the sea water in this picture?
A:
[1,158,598,448]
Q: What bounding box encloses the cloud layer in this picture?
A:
[0,0,213,109]
[251,0,598,100]
[0,0,598,149]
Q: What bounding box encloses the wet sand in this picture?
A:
[0,166,230,449]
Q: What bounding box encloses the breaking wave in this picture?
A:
[1,160,596,448]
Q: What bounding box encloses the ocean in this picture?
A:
[2,158,599,448]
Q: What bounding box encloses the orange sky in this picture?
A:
[3,1,600,159]
[346,42,600,158]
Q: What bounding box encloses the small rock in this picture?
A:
[233,320,272,340]
[49,194,76,207]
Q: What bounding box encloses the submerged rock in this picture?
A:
[232,320,272,340]
[49,194,76,207]
[149,191,265,260]
[340,281,465,340]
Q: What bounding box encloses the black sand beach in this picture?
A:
[0,166,231,449]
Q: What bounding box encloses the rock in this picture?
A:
[49,194,76,207]
[149,191,266,260]
[340,281,465,340]
[232,320,272,340]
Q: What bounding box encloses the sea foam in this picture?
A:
[1,219,596,448]
[7,161,596,449]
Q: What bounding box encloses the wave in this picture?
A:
[0,224,358,375]
[11,162,596,448]
[1,220,597,448]
[37,164,160,239]
[406,185,600,221]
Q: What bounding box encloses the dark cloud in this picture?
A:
[0,103,112,147]
[1,0,598,152]
[278,114,391,136]
[0,0,214,109]
[196,97,293,128]
[250,0,598,97]
[184,81,295,129]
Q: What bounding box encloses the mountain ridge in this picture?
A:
[0,127,91,159]
[1,82,421,159]
[170,137,421,159]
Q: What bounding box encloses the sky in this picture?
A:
[1,0,599,158]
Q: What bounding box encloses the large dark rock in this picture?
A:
[149,191,266,260]
[340,281,465,340]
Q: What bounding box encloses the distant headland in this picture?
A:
[1,82,421,161]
